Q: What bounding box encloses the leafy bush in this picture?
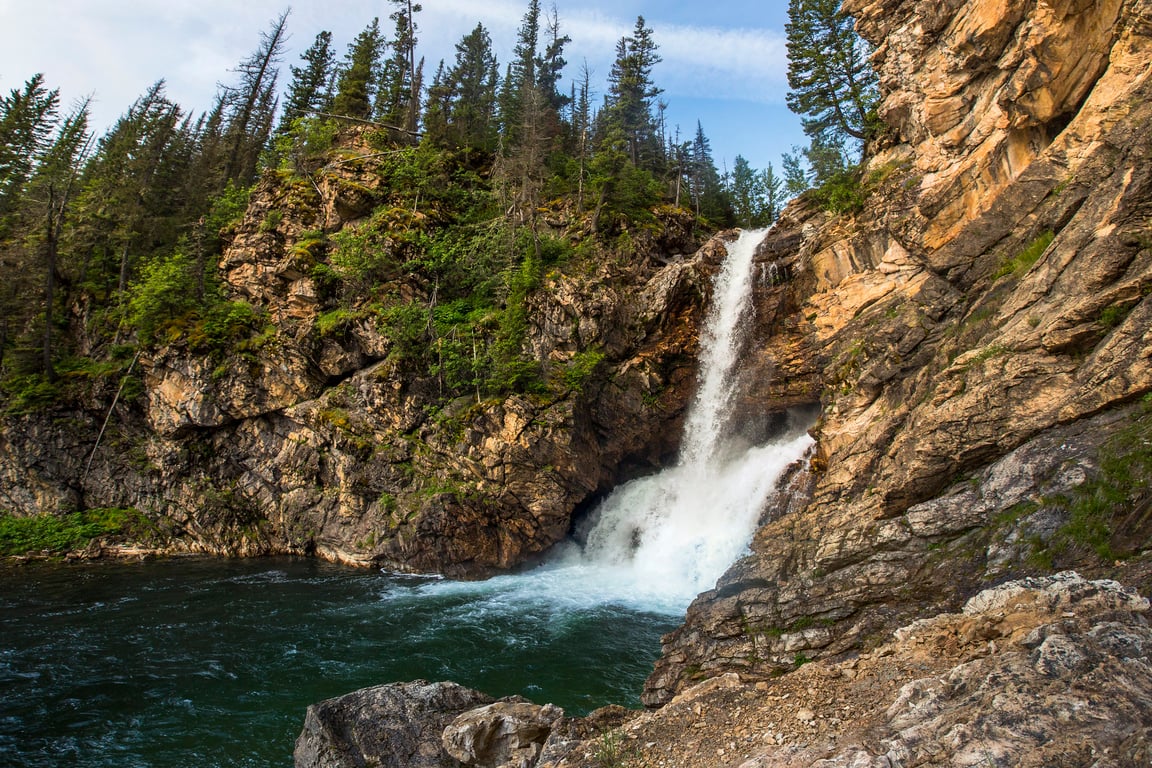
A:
[1058,401,1152,559]
[124,251,200,343]
[0,507,144,555]
[563,348,605,390]
[381,302,431,366]
[0,374,61,415]
[810,165,868,214]
[274,117,339,175]
[204,181,253,235]
[188,301,261,352]
[315,307,363,337]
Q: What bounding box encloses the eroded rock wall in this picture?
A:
[0,130,741,576]
[645,0,1152,705]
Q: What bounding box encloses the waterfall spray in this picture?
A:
[578,229,814,604]
[420,229,813,613]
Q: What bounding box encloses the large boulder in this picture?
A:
[442,701,564,768]
[293,680,493,768]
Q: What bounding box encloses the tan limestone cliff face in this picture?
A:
[846,0,1126,252]
[645,0,1152,706]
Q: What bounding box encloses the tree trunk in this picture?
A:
[42,185,59,382]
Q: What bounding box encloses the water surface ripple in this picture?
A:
[0,558,678,767]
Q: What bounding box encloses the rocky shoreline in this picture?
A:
[292,573,1151,768]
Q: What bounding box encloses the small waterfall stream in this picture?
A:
[575,228,813,603]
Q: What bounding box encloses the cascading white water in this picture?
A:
[419,228,813,614]
[576,228,813,604]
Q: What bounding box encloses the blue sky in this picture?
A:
[0,0,805,173]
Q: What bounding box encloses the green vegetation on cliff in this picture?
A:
[0,2,831,414]
[0,507,147,556]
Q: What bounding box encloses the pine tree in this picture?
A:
[537,5,571,115]
[278,30,335,132]
[219,9,289,185]
[498,0,541,150]
[332,18,386,120]
[687,121,730,224]
[785,0,878,168]
[428,23,500,152]
[375,0,423,131]
[781,147,809,197]
[729,155,783,227]
[422,60,451,145]
[573,61,593,211]
[0,75,60,237]
[729,155,760,227]
[26,102,92,379]
[603,17,662,169]
[70,82,184,298]
[761,162,783,224]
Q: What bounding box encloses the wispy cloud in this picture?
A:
[0,0,796,162]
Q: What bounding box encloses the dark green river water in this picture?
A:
[0,556,679,767]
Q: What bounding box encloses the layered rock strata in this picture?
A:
[645,0,1152,705]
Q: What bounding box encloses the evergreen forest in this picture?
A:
[0,0,875,412]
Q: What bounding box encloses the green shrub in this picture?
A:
[189,301,260,352]
[274,117,339,174]
[381,302,431,365]
[563,348,605,390]
[259,209,283,233]
[125,251,199,343]
[1098,301,1137,329]
[810,165,868,214]
[993,231,1055,280]
[316,308,363,337]
[204,181,253,235]
[1,374,61,414]
[1047,400,1152,561]
[0,507,144,556]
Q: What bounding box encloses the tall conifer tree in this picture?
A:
[603,16,662,169]
[785,0,878,180]
[332,18,386,120]
[278,30,336,131]
[375,0,423,131]
[220,10,289,185]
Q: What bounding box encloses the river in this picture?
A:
[0,557,680,767]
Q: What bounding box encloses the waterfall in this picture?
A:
[418,229,813,614]
[575,228,814,605]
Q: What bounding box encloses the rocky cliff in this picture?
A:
[288,0,1152,764]
[5,0,1152,762]
[645,0,1152,707]
[0,128,738,576]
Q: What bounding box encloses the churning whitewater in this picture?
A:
[419,228,814,613]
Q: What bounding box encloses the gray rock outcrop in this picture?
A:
[293,680,493,768]
[442,701,564,768]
